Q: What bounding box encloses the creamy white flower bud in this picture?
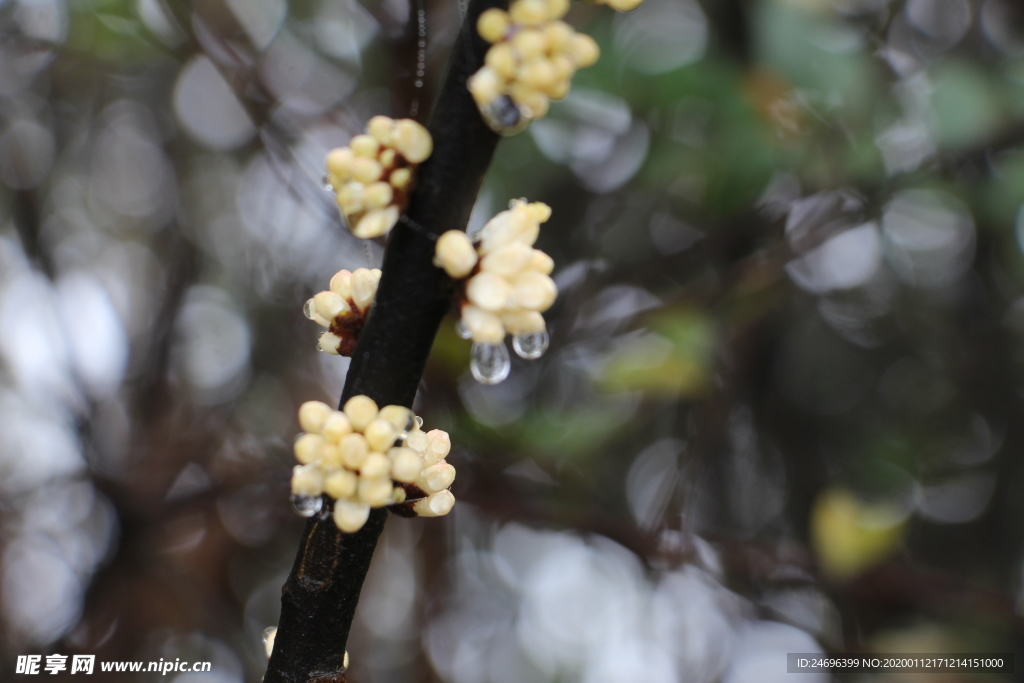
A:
[350,134,380,158]
[351,157,383,184]
[501,310,546,335]
[389,447,423,482]
[467,271,512,311]
[468,67,503,105]
[336,183,365,215]
[351,268,379,312]
[368,115,395,145]
[486,43,518,79]
[413,490,455,517]
[314,291,350,321]
[325,469,358,499]
[481,243,532,277]
[525,249,554,274]
[462,305,506,344]
[389,167,412,191]
[353,206,399,239]
[606,0,643,11]
[512,29,547,60]
[291,464,324,497]
[378,405,413,432]
[318,331,342,355]
[510,0,548,25]
[477,8,510,42]
[435,231,479,279]
[546,0,570,20]
[513,271,557,311]
[334,499,371,532]
[426,429,452,457]
[364,418,397,452]
[340,433,370,468]
[570,33,600,68]
[330,270,353,299]
[344,395,379,431]
[405,429,428,453]
[364,182,394,210]
[321,411,353,442]
[320,443,343,468]
[392,119,433,164]
[326,148,355,178]
[294,433,326,465]
[478,207,540,254]
[417,462,456,494]
[360,452,391,479]
[358,477,393,506]
[298,401,332,433]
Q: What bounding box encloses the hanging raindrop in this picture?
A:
[512,330,549,359]
[303,298,318,320]
[322,174,334,192]
[455,319,473,339]
[479,95,530,136]
[414,415,424,430]
[290,494,323,517]
[262,626,277,658]
[470,342,511,384]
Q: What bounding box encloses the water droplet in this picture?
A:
[479,95,530,136]
[291,494,323,517]
[414,415,424,429]
[262,626,277,658]
[303,298,317,320]
[322,174,334,192]
[455,319,473,339]
[415,79,423,88]
[471,342,511,384]
[513,330,549,359]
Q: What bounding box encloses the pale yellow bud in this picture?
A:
[513,271,557,311]
[485,43,519,80]
[367,115,395,145]
[350,134,380,158]
[418,462,456,493]
[467,271,512,311]
[358,477,393,506]
[468,67,504,105]
[390,167,412,190]
[351,267,379,312]
[509,83,549,119]
[477,8,510,42]
[510,0,548,26]
[462,305,506,344]
[336,183,365,215]
[501,310,546,336]
[340,432,370,468]
[413,490,455,517]
[519,60,557,91]
[364,418,397,452]
[354,206,399,239]
[512,29,547,60]
[318,331,342,355]
[547,77,571,101]
[334,499,370,532]
[330,270,353,299]
[607,0,643,11]
[322,411,353,442]
[325,469,358,499]
[405,429,428,453]
[435,230,479,279]
[291,464,324,497]
[481,242,532,277]
[378,405,414,432]
[326,148,354,178]
[320,444,343,468]
[526,202,552,223]
[525,249,554,274]
[351,157,383,183]
[392,119,433,164]
[423,429,451,467]
[314,291,350,321]
[344,395,379,431]
[570,34,599,68]
[546,0,570,19]
[360,452,391,479]
[364,181,394,210]
[550,54,575,80]
[298,400,332,433]
[389,447,423,482]
[478,206,540,253]
[294,433,326,465]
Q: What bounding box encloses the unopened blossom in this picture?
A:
[303,267,381,356]
[290,397,456,533]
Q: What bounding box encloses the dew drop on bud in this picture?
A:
[322,174,334,192]
[471,342,511,384]
[480,95,530,136]
[455,319,473,339]
[513,330,549,359]
[262,626,277,658]
[414,415,424,429]
[290,494,323,517]
[303,298,317,320]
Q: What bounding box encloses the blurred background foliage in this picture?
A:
[1,0,1024,680]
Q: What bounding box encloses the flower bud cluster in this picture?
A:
[325,116,433,238]
[290,396,456,533]
[304,268,381,356]
[435,200,556,370]
[469,0,599,133]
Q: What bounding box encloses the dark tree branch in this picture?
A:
[264,1,503,681]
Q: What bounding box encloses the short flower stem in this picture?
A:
[264,1,504,681]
